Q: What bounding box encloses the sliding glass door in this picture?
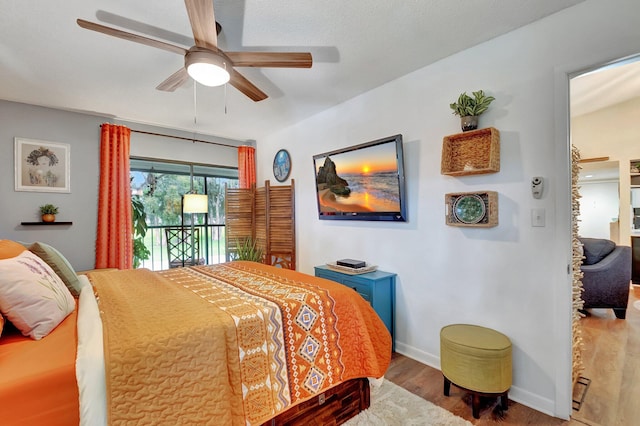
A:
[130,158,239,270]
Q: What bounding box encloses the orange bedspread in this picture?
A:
[0,306,79,426]
[89,261,391,426]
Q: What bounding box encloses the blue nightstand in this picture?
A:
[314,265,396,351]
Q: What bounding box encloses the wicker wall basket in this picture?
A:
[445,191,498,228]
[441,127,500,176]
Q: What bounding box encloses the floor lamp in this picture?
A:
[182,193,209,265]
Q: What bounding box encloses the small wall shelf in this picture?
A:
[21,221,72,226]
[441,127,500,176]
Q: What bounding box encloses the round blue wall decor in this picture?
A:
[273,149,291,182]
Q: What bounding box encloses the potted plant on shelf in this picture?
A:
[450,90,495,132]
[39,204,59,223]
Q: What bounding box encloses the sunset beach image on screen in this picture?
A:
[313,135,407,221]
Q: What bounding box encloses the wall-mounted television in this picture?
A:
[313,134,407,221]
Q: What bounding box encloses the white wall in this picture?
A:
[255,0,640,418]
[577,181,620,239]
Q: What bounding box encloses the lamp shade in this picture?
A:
[183,194,209,214]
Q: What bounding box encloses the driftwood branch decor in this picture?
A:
[571,145,585,386]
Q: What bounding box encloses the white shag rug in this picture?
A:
[344,378,472,426]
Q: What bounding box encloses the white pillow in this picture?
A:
[0,250,75,340]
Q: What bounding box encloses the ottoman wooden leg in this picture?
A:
[443,375,451,396]
[501,391,509,410]
[472,393,481,419]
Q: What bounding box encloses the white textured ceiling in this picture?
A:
[1,0,585,142]
[571,57,640,117]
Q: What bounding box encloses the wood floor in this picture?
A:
[384,284,640,425]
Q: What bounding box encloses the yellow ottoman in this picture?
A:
[440,324,512,419]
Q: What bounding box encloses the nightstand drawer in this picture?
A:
[342,278,372,302]
[314,265,396,351]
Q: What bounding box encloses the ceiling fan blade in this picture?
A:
[156,68,190,92]
[77,19,187,56]
[225,52,312,68]
[228,69,268,102]
[184,0,218,49]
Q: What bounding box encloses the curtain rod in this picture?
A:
[131,129,240,149]
[101,124,242,149]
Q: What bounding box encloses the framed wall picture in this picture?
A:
[15,137,71,193]
[273,149,291,182]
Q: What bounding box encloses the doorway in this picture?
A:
[568,55,640,423]
[570,56,640,246]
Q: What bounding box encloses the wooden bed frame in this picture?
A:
[265,378,370,425]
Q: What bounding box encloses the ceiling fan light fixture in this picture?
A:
[185,49,230,87]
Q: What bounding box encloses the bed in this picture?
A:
[0,251,391,426]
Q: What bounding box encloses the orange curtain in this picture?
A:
[95,124,133,269]
[238,145,256,189]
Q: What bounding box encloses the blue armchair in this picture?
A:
[579,237,632,319]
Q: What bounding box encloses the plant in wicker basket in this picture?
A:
[450,90,495,131]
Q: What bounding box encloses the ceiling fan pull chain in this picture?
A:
[193,81,198,124]
[224,82,228,115]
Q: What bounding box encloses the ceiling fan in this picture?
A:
[77,0,312,102]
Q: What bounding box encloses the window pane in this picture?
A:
[130,157,238,271]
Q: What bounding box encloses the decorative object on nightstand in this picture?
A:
[328,258,378,274]
[326,262,377,275]
[449,90,495,132]
[441,127,500,176]
[39,204,59,223]
[445,191,498,227]
[314,264,396,351]
[336,258,366,269]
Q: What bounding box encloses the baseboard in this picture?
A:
[508,386,556,418]
[394,341,440,370]
[394,342,559,419]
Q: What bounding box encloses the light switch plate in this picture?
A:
[532,208,545,227]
